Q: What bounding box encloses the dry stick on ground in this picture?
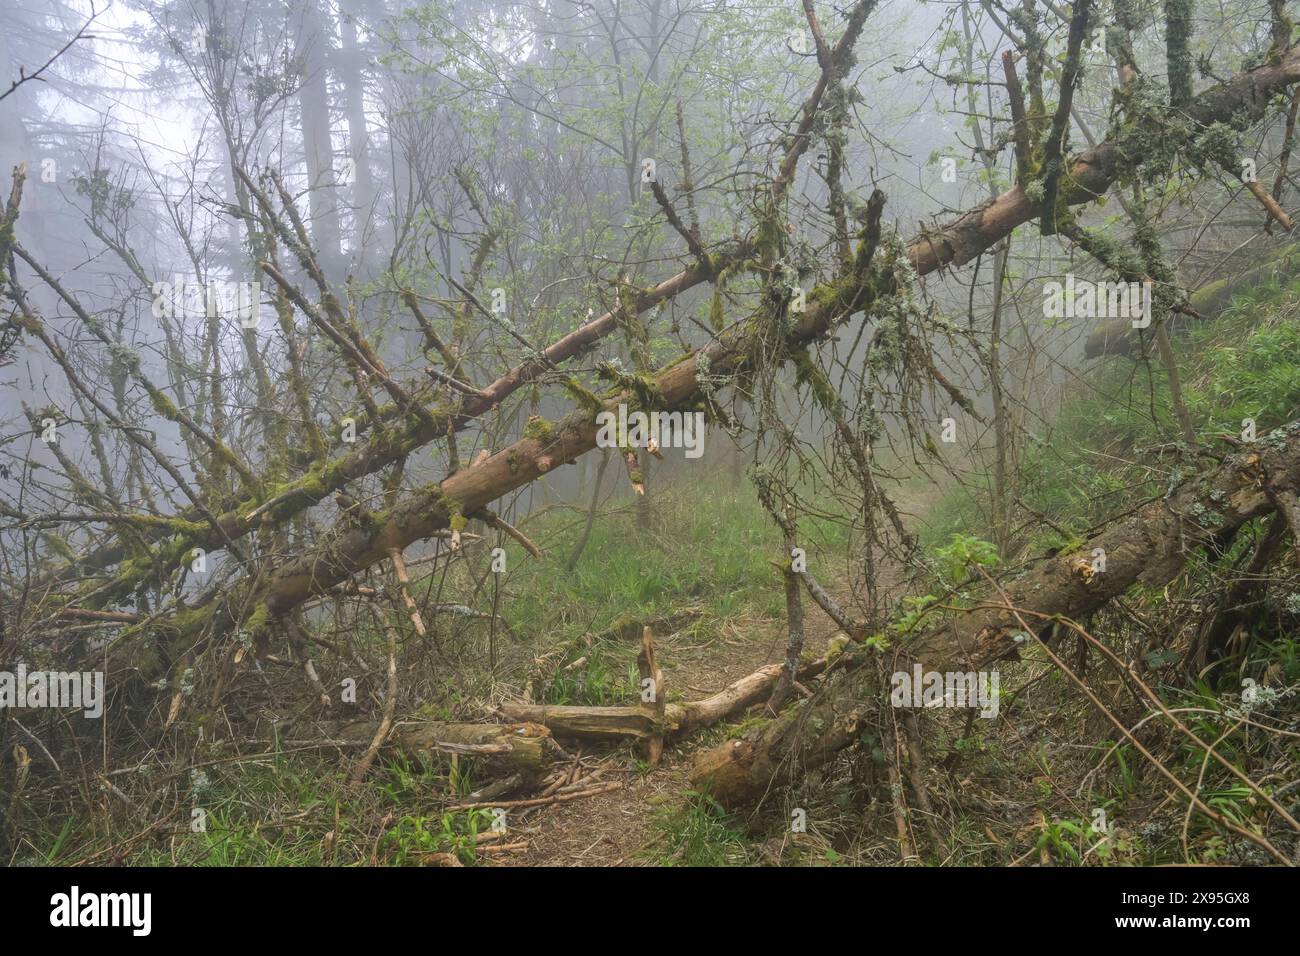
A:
[501,655,828,743]
[305,719,567,784]
[347,619,399,789]
[444,781,623,812]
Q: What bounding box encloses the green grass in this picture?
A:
[545,654,641,706]
[503,484,784,638]
[920,279,1300,552]
[647,790,752,866]
[493,479,851,705]
[488,484,784,708]
[72,750,475,867]
[380,809,498,866]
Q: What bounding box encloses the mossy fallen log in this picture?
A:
[692,424,1300,808]
[291,718,570,784]
[1084,242,1300,358]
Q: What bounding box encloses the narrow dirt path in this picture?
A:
[492,608,843,866]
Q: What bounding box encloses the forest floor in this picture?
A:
[493,592,856,866]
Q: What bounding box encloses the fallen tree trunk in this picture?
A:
[501,657,829,741]
[37,0,871,593]
[691,424,1300,807]
[52,45,1300,610]
[293,718,569,784]
[1084,242,1300,358]
[134,45,1300,659]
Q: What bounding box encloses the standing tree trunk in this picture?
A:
[295,0,343,278]
[337,0,376,253]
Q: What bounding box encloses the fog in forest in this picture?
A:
[1,0,1298,882]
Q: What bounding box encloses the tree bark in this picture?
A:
[294,0,343,277]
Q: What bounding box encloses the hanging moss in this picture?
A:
[791,348,842,415]
[614,280,653,370]
[560,377,605,417]
[703,251,729,278]
[709,282,726,333]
